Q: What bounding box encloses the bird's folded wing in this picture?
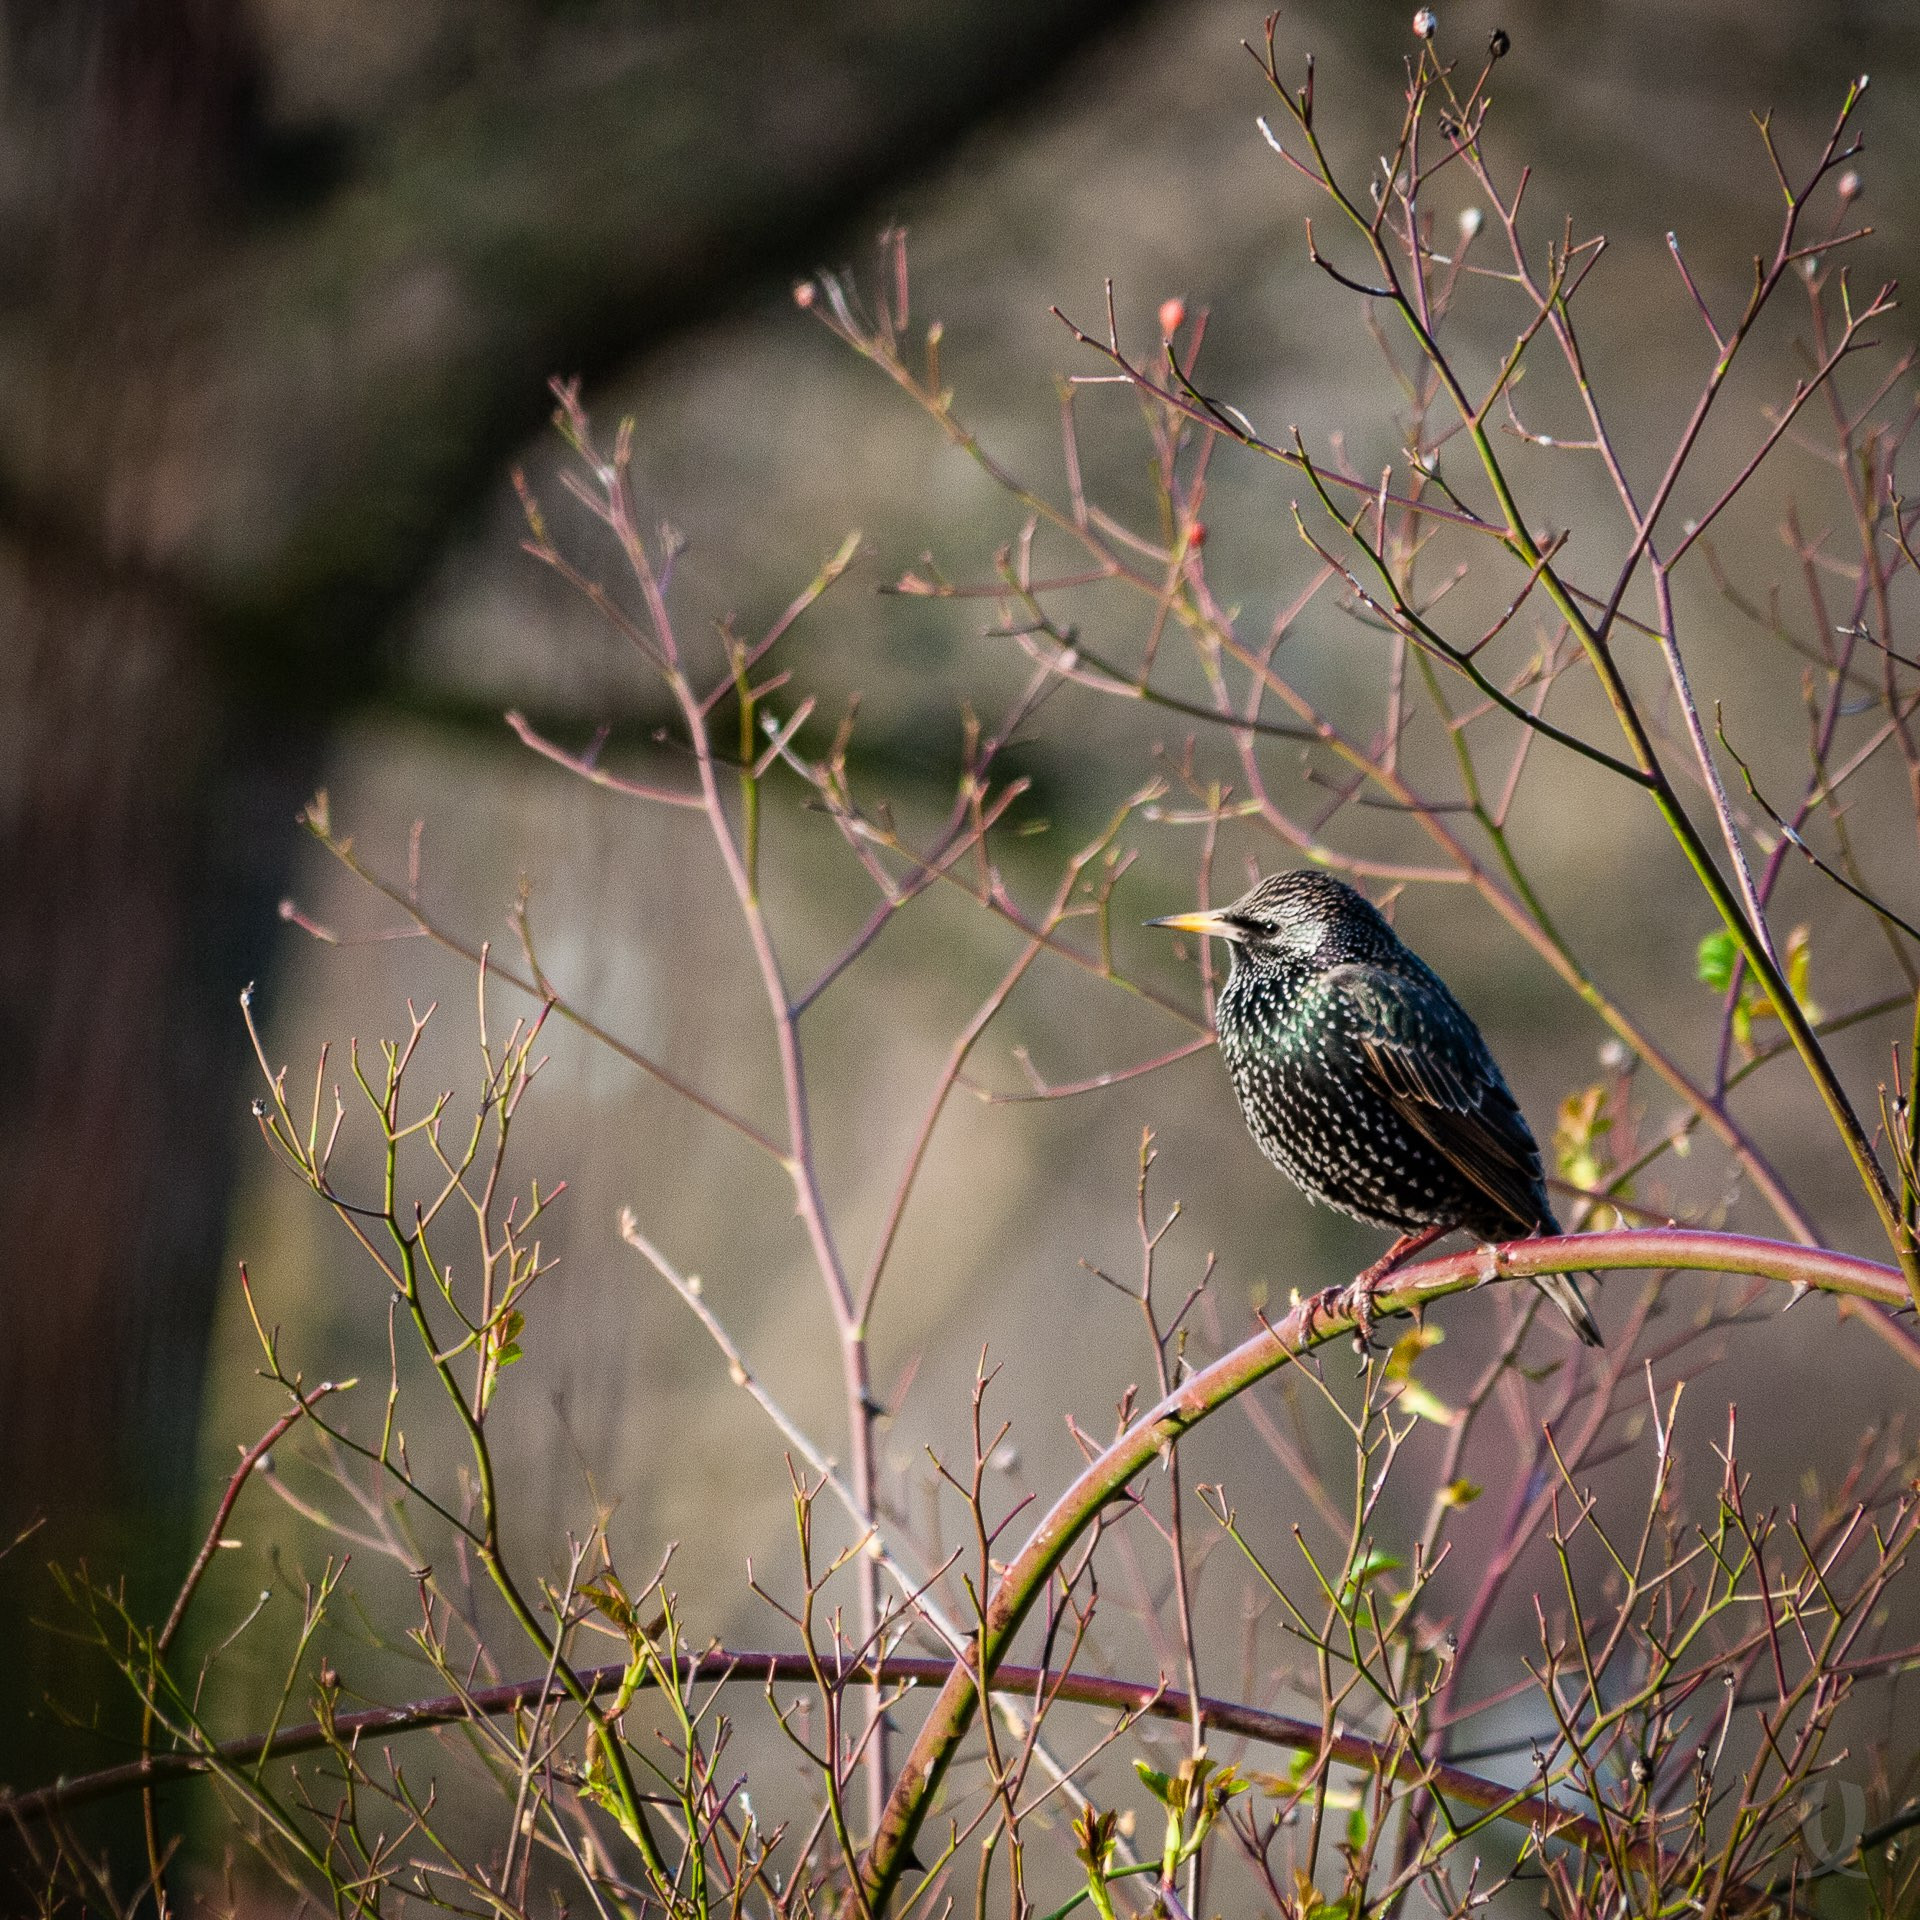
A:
[1321,961,1546,1229]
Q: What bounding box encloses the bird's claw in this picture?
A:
[1344,1275,1382,1356]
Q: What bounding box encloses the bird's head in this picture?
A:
[1147,870,1396,969]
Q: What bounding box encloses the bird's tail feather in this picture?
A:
[1534,1271,1604,1347]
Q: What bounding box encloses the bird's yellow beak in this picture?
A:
[1145,908,1242,939]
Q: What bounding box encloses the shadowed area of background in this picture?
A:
[4,0,1919,1897]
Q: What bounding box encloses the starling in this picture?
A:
[1149,871,1602,1345]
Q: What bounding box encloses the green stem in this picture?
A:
[387,1137,678,1901]
[1284,76,1917,1300]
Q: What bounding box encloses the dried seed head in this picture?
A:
[1413,8,1438,38]
[1489,27,1511,56]
[1838,169,1863,203]
[1458,205,1483,239]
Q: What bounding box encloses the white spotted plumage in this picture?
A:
[1169,871,1603,1345]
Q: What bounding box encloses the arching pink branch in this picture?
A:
[850,1228,1907,1915]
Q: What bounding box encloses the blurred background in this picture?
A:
[5,0,1920,1897]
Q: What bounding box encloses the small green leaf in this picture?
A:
[1555,1083,1622,1224]
[1441,1478,1483,1508]
[1384,1323,1442,1380]
[582,1574,636,1629]
[1699,925,1827,1055]
[579,1740,615,1815]
[1292,1870,1351,1920]
[496,1306,526,1367]
[1394,1381,1458,1426]
[1697,929,1738,992]
[1385,1324,1454,1424]
[1717,923,1821,1051]
[1337,1548,1403,1609]
[1783,923,1822,1024]
[1208,1764,1249,1806]
[1133,1760,1175,1807]
[478,1308,529,1413]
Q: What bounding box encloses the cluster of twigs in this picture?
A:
[13,16,1920,1920]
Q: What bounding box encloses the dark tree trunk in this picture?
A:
[0,0,288,1801]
